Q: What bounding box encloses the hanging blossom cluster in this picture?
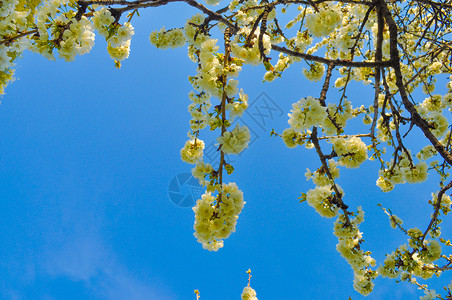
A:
[331,137,368,169]
[149,14,252,252]
[192,183,245,251]
[304,157,377,294]
[287,96,327,132]
[334,209,377,296]
[376,152,428,193]
[241,269,258,300]
[304,160,342,218]
[92,8,134,64]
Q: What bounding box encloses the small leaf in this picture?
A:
[263,60,273,71]
[299,193,307,203]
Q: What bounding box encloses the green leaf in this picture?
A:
[299,193,307,203]
[263,61,273,71]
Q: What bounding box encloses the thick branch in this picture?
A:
[271,45,393,68]
[379,0,452,166]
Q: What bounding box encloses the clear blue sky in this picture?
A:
[1,4,450,299]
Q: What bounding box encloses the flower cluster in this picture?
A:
[378,237,441,284]
[304,5,342,37]
[376,154,428,192]
[188,91,212,132]
[287,96,327,132]
[302,62,325,82]
[217,124,250,154]
[306,185,340,218]
[0,0,32,94]
[92,7,134,63]
[192,183,245,251]
[334,208,376,296]
[322,100,354,135]
[180,138,205,164]
[192,161,213,187]
[32,0,95,61]
[331,137,368,168]
[231,27,271,65]
[241,286,258,300]
[149,27,185,49]
[184,14,209,47]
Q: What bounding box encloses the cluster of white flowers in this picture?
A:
[416,145,437,160]
[421,94,444,112]
[149,27,185,49]
[302,62,325,82]
[334,208,376,296]
[0,0,31,93]
[420,289,439,300]
[420,240,442,263]
[331,137,368,168]
[188,91,212,132]
[189,38,242,99]
[180,138,205,164]
[193,183,245,251]
[106,22,134,62]
[306,185,339,218]
[292,30,313,52]
[57,16,95,61]
[32,0,95,61]
[226,89,248,119]
[217,124,250,154]
[305,159,340,187]
[92,7,134,62]
[91,7,114,37]
[388,214,403,229]
[304,159,342,218]
[304,5,341,37]
[431,192,452,215]
[231,27,271,65]
[192,161,213,187]
[376,152,428,192]
[184,14,209,47]
[181,17,253,252]
[379,232,442,285]
[281,128,302,148]
[241,286,258,300]
[322,101,354,135]
[264,54,291,82]
[378,250,400,279]
[287,96,327,132]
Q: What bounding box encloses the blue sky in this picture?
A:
[1,4,451,299]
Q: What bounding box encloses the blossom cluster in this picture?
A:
[241,286,258,300]
[304,159,341,218]
[304,5,342,38]
[32,0,95,61]
[180,138,205,164]
[331,137,368,169]
[192,183,245,251]
[334,208,377,296]
[287,96,327,132]
[378,237,441,283]
[376,153,428,192]
[149,27,185,49]
[217,124,250,154]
